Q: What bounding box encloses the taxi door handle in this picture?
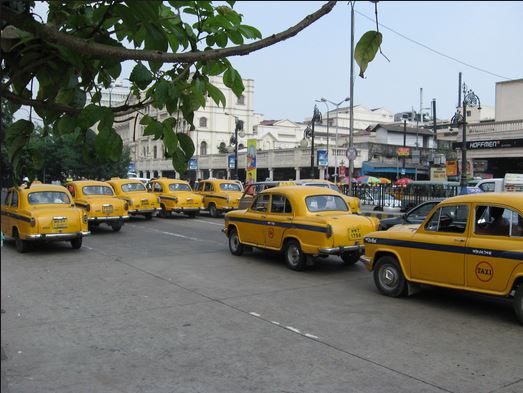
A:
[453,238,465,243]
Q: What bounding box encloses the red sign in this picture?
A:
[396,147,411,157]
[339,166,346,177]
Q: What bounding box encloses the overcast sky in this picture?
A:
[25,1,523,124]
[231,1,523,122]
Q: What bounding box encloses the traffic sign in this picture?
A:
[346,147,357,161]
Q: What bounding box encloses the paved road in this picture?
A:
[1,214,522,393]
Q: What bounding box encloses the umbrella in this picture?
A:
[356,176,380,184]
[395,177,413,186]
[379,177,392,184]
[339,177,358,184]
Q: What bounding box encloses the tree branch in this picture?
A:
[2,1,337,63]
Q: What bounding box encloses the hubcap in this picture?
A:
[231,234,239,251]
[381,266,398,288]
[288,245,300,265]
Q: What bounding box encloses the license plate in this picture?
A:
[53,218,68,229]
[102,204,113,214]
[349,228,362,240]
[141,199,149,205]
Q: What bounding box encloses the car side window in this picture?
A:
[11,191,19,208]
[270,195,292,214]
[408,202,436,220]
[4,191,11,206]
[478,182,495,192]
[153,182,163,192]
[425,205,468,233]
[204,183,214,192]
[475,205,518,237]
[251,194,270,212]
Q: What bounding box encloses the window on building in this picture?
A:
[237,120,244,131]
[200,141,207,156]
[466,110,472,117]
[153,146,157,159]
[237,95,245,105]
[199,117,208,128]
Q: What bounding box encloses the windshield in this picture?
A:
[28,191,71,205]
[169,183,191,192]
[305,195,348,212]
[121,183,146,192]
[220,183,242,191]
[82,186,114,196]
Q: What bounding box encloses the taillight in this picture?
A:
[30,217,36,227]
[325,224,333,238]
[85,204,91,212]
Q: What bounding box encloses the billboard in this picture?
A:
[430,167,447,182]
[246,139,257,183]
[189,158,198,170]
[317,149,328,167]
[396,147,411,157]
[228,155,236,169]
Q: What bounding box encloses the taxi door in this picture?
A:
[465,205,523,292]
[240,194,270,246]
[1,190,12,235]
[264,194,293,250]
[410,204,469,286]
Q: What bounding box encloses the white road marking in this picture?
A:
[249,312,261,317]
[271,321,280,325]
[249,312,319,340]
[286,326,301,334]
[305,333,319,340]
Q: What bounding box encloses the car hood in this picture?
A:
[387,223,420,233]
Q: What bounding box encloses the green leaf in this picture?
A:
[55,88,76,105]
[223,67,244,97]
[106,62,122,79]
[177,132,195,160]
[238,25,262,40]
[153,80,170,108]
[57,115,78,134]
[162,126,178,155]
[95,127,123,161]
[354,31,382,78]
[206,82,226,107]
[129,63,154,90]
[143,119,163,139]
[139,114,154,126]
[172,147,188,174]
[6,120,34,161]
[227,29,243,45]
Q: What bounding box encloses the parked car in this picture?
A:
[106,177,161,220]
[1,183,90,252]
[196,179,243,217]
[295,179,361,214]
[65,180,129,232]
[224,186,380,271]
[361,192,523,324]
[379,199,443,230]
[148,178,203,218]
[238,180,296,209]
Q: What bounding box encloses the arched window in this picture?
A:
[199,117,208,128]
[200,141,207,156]
[237,95,245,105]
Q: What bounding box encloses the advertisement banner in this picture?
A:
[189,158,198,170]
[228,155,235,169]
[396,147,411,157]
[446,161,458,176]
[430,167,447,182]
[246,139,257,183]
[317,149,328,167]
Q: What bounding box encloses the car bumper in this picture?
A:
[88,216,129,221]
[26,231,91,241]
[319,244,365,255]
[359,255,372,270]
[129,208,160,214]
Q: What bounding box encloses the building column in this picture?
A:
[295,168,300,180]
[269,168,274,180]
[319,168,325,180]
[175,172,180,179]
[158,170,162,178]
[226,169,231,179]
[209,169,213,179]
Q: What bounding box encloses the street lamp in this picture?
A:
[300,105,322,178]
[316,99,329,179]
[321,97,350,182]
[451,82,481,191]
[225,112,245,180]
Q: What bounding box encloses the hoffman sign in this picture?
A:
[453,138,523,150]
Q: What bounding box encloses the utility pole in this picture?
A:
[348,1,355,195]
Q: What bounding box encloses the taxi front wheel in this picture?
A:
[228,227,243,256]
[374,256,407,297]
[284,240,306,271]
[71,237,82,249]
[514,285,523,325]
[209,203,219,218]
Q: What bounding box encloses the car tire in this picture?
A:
[514,284,523,325]
[209,203,218,218]
[228,227,244,256]
[14,230,30,253]
[158,206,168,218]
[341,251,360,265]
[144,213,153,220]
[187,212,197,218]
[373,255,407,297]
[111,221,123,232]
[71,237,82,249]
[284,239,306,271]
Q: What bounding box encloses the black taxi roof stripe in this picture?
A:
[364,237,523,261]
[227,216,327,233]
[1,211,32,223]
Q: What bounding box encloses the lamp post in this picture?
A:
[316,99,329,179]
[451,82,481,191]
[225,112,245,180]
[321,97,350,183]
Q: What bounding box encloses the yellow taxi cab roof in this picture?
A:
[443,192,523,210]
[261,185,339,198]
[106,178,144,185]
[20,184,69,193]
[68,180,111,186]
[203,179,240,184]
[152,177,189,184]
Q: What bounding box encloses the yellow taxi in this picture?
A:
[65,180,129,232]
[238,180,296,209]
[224,186,380,271]
[148,178,203,218]
[196,179,243,218]
[106,177,160,220]
[296,179,361,214]
[1,183,89,252]
[362,193,523,324]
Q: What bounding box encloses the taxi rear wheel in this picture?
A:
[144,213,153,220]
[228,227,243,256]
[209,203,218,218]
[14,231,30,253]
[514,284,523,325]
[70,237,82,249]
[374,256,406,297]
[341,251,360,265]
[284,239,306,271]
[111,221,123,232]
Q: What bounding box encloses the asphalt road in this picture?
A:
[1,213,522,393]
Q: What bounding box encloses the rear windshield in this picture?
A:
[220,183,242,191]
[121,183,146,192]
[28,191,70,205]
[169,183,191,192]
[305,195,348,212]
[82,186,114,196]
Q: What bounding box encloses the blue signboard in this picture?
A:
[189,158,198,170]
[317,149,328,167]
[128,162,136,172]
[228,155,236,169]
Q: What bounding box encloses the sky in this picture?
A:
[21,1,523,124]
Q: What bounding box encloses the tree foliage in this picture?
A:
[1,0,338,184]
